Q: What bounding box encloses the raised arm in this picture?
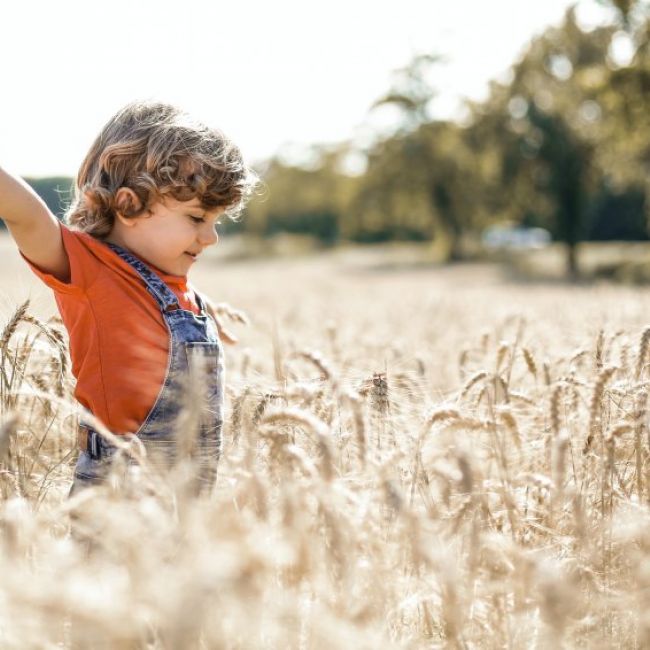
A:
[0,166,70,282]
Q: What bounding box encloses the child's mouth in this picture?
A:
[185,252,197,261]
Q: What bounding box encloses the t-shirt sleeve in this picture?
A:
[20,222,100,296]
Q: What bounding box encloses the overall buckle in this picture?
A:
[78,423,101,460]
[89,430,100,459]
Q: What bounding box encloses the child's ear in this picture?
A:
[114,187,144,223]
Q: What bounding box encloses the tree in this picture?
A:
[243,145,357,244]
[528,103,595,278]
[359,53,485,259]
[466,8,621,278]
[369,52,444,135]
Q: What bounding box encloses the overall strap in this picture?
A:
[190,285,207,314]
[105,242,180,312]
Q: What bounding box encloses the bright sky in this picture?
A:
[0,0,615,177]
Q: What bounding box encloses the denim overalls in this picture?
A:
[69,242,225,497]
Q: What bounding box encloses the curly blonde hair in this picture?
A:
[65,101,259,238]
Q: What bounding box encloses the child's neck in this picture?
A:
[103,231,130,251]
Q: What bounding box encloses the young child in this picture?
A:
[0,100,258,497]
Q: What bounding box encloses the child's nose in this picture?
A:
[199,226,219,246]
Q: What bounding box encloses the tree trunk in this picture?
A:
[447,231,463,262]
[430,183,463,262]
[566,243,579,280]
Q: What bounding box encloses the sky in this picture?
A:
[0,0,616,177]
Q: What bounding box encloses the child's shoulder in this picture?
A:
[22,222,113,295]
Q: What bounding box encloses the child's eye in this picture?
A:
[189,215,221,231]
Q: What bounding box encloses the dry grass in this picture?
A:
[2,241,650,648]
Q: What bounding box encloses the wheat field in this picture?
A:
[1,232,650,649]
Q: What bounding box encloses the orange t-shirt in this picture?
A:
[21,222,203,435]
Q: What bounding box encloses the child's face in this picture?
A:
[112,196,224,276]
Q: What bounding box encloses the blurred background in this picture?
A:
[2,0,649,283]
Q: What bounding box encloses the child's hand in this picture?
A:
[204,300,250,345]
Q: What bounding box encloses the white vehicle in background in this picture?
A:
[481,223,552,250]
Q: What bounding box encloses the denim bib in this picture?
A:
[69,242,224,495]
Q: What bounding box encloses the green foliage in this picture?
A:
[243,150,355,244]
[24,177,73,219]
[0,177,73,231]
[587,185,648,240]
[244,5,650,273]
[462,6,650,275]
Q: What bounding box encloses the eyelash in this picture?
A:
[190,216,222,227]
